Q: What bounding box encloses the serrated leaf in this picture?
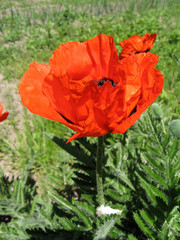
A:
[81,194,94,204]
[105,189,130,202]
[58,217,74,231]
[136,172,157,205]
[94,217,118,240]
[74,171,95,183]
[71,206,92,229]
[46,134,95,167]
[110,171,135,191]
[162,133,170,150]
[76,137,97,156]
[139,209,156,232]
[142,165,167,188]
[47,175,64,189]
[168,137,179,160]
[128,235,138,240]
[49,192,92,229]
[49,192,74,211]
[158,221,169,240]
[146,146,162,158]
[167,206,180,236]
[136,172,168,205]
[133,212,154,238]
[72,199,95,217]
[141,152,164,172]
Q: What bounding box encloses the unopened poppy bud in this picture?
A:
[169,119,180,138]
[152,103,163,119]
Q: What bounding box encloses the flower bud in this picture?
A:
[152,103,163,119]
[169,119,180,138]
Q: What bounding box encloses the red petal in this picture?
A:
[112,52,164,133]
[19,62,82,132]
[119,33,157,59]
[0,104,9,122]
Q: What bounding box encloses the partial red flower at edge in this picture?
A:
[0,103,9,122]
[119,33,157,60]
[19,34,164,143]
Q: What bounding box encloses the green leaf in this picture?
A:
[139,209,156,232]
[162,133,170,150]
[76,137,97,156]
[136,172,168,205]
[136,172,157,205]
[167,206,180,236]
[133,212,155,238]
[72,199,95,218]
[110,170,135,191]
[158,221,169,240]
[49,192,74,211]
[49,192,92,229]
[81,194,94,204]
[57,217,74,231]
[72,207,92,229]
[168,137,179,160]
[142,165,167,188]
[105,189,130,202]
[94,217,118,240]
[145,146,162,159]
[141,152,164,173]
[128,235,138,240]
[47,175,64,189]
[46,133,95,167]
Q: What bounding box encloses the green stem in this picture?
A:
[96,136,105,206]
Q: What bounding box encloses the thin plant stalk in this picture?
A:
[96,135,105,206]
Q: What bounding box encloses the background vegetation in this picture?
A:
[0,0,179,239]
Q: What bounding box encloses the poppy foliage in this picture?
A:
[119,33,157,59]
[19,34,163,142]
[0,103,9,122]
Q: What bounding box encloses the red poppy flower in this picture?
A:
[119,33,157,59]
[0,103,9,122]
[19,34,163,143]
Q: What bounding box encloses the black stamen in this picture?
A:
[136,49,150,54]
[98,78,116,87]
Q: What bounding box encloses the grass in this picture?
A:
[0,0,179,191]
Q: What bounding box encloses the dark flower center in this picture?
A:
[98,78,116,87]
[136,49,150,54]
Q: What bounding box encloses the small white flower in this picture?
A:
[96,205,122,217]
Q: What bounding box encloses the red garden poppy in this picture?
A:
[19,34,163,142]
[0,103,9,122]
[119,33,157,59]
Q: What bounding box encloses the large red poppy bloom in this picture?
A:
[119,33,157,60]
[0,103,9,122]
[19,34,163,142]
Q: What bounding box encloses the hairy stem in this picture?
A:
[96,136,105,206]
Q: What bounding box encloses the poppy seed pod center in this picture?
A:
[98,78,116,88]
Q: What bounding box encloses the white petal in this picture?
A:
[96,205,123,217]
